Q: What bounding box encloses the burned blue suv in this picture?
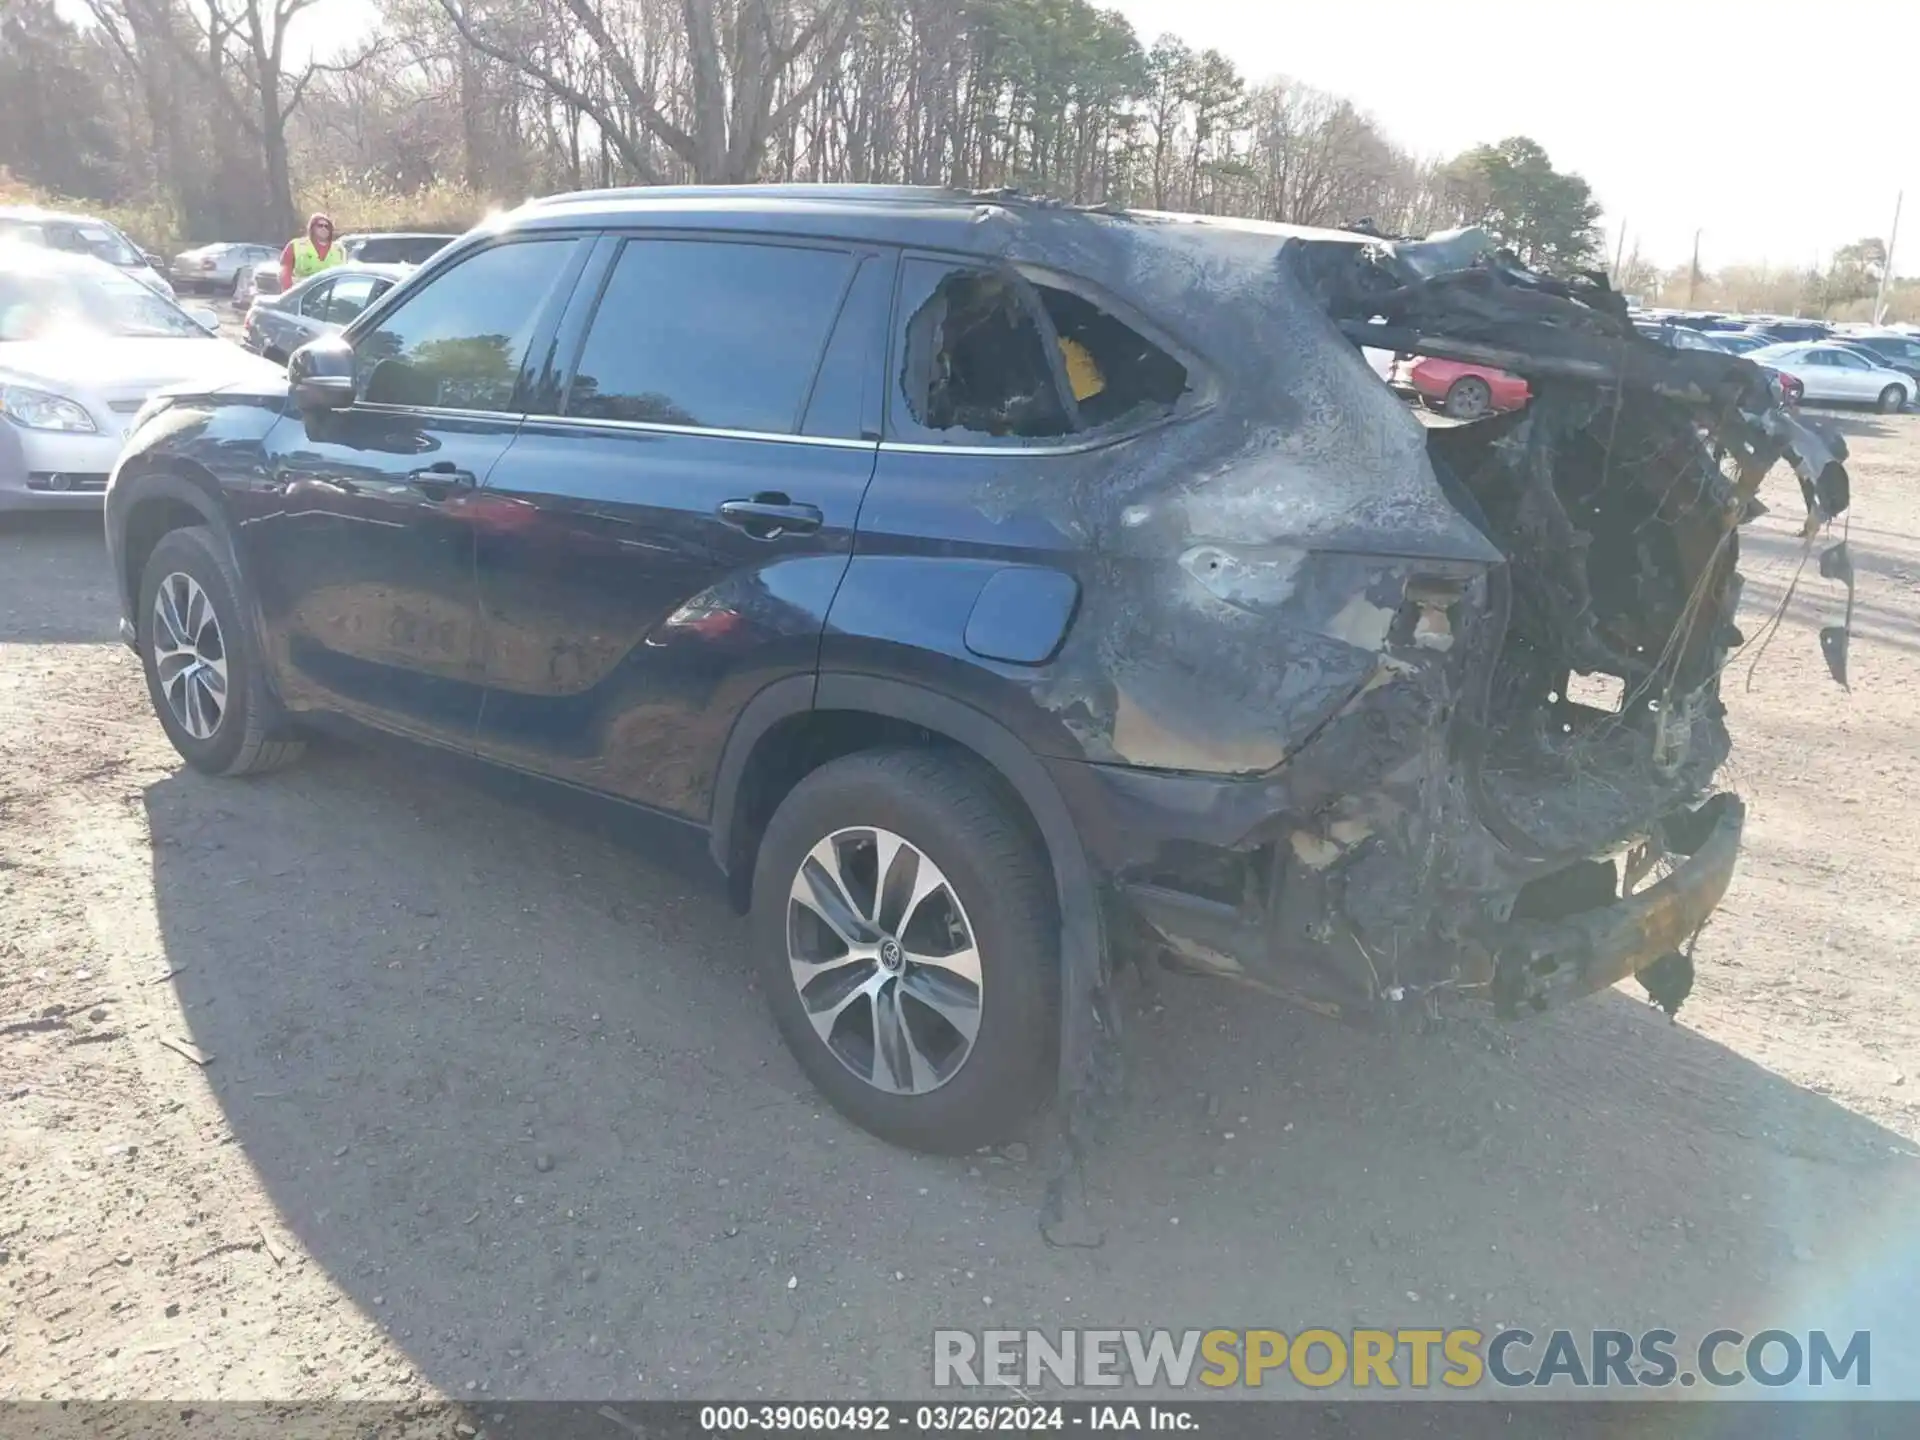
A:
[106,187,1845,1153]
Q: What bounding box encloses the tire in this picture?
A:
[750,747,1058,1153]
[137,525,304,777]
[1443,375,1493,420]
[1879,384,1908,414]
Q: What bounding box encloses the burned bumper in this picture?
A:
[1055,752,1745,1025]
[1487,793,1742,1016]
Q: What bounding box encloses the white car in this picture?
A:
[0,205,176,302]
[1749,342,1915,412]
[171,241,279,294]
[1,247,282,511]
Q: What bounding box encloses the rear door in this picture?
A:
[247,235,590,747]
[470,233,889,817]
[1826,348,1878,398]
[1795,350,1836,400]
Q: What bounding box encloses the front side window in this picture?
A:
[891,258,1190,444]
[352,239,575,412]
[560,238,855,433]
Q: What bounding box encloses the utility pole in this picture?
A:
[1612,222,1628,285]
[1687,228,1702,307]
[1873,191,1902,325]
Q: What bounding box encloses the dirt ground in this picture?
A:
[3,411,1919,1406]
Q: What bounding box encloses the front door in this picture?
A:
[245,235,589,748]
[470,235,891,818]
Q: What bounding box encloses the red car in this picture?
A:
[1408,357,1530,419]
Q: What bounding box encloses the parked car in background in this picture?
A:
[1744,319,1832,343]
[1635,319,1731,354]
[0,206,175,301]
[243,263,408,361]
[1,247,277,510]
[236,232,458,310]
[1705,331,1770,355]
[171,242,279,294]
[338,232,457,265]
[1408,356,1529,418]
[234,257,274,308]
[1749,341,1913,411]
[1845,332,1920,387]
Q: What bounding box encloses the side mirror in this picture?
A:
[288,335,354,411]
[186,304,220,334]
[144,251,166,269]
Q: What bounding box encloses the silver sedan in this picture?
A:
[170,242,279,293]
[240,263,409,362]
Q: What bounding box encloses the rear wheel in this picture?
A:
[137,526,303,777]
[1443,375,1493,420]
[750,748,1057,1153]
[1879,384,1908,414]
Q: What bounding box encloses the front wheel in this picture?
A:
[750,748,1058,1153]
[137,526,304,777]
[1879,384,1908,414]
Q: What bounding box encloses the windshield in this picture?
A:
[0,265,205,341]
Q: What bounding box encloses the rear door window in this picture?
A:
[892,260,1071,443]
[889,257,1190,445]
[559,237,856,434]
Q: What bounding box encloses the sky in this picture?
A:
[1107,0,1918,275]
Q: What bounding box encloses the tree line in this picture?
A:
[4,0,1615,271]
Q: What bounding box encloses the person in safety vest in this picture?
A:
[279,212,342,293]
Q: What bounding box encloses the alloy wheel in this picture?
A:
[786,826,984,1096]
[151,571,228,741]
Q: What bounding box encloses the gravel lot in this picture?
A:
[4,413,1919,1404]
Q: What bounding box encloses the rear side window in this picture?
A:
[326,274,382,326]
[894,260,1070,441]
[891,257,1189,445]
[352,239,577,412]
[562,238,855,433]
[297,279,334,319]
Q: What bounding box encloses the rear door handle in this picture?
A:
[717,495,823,540]
[406,462,477,500]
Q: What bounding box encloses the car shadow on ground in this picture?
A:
[139,738,1920,1400]
[0,512,118,644]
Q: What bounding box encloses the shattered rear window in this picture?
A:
[892,258,1189,444]
[1031,281,1190,430]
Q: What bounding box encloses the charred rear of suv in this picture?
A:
[1029,214,1846,1030]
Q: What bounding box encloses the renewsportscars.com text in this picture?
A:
[933,1327,1870,1391]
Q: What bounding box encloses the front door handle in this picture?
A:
[717,494,823,540]
[406,462,477,501]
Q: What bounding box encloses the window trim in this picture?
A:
[341,232,596,420]
[879,247,1213,454]
[543,228,866,438]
